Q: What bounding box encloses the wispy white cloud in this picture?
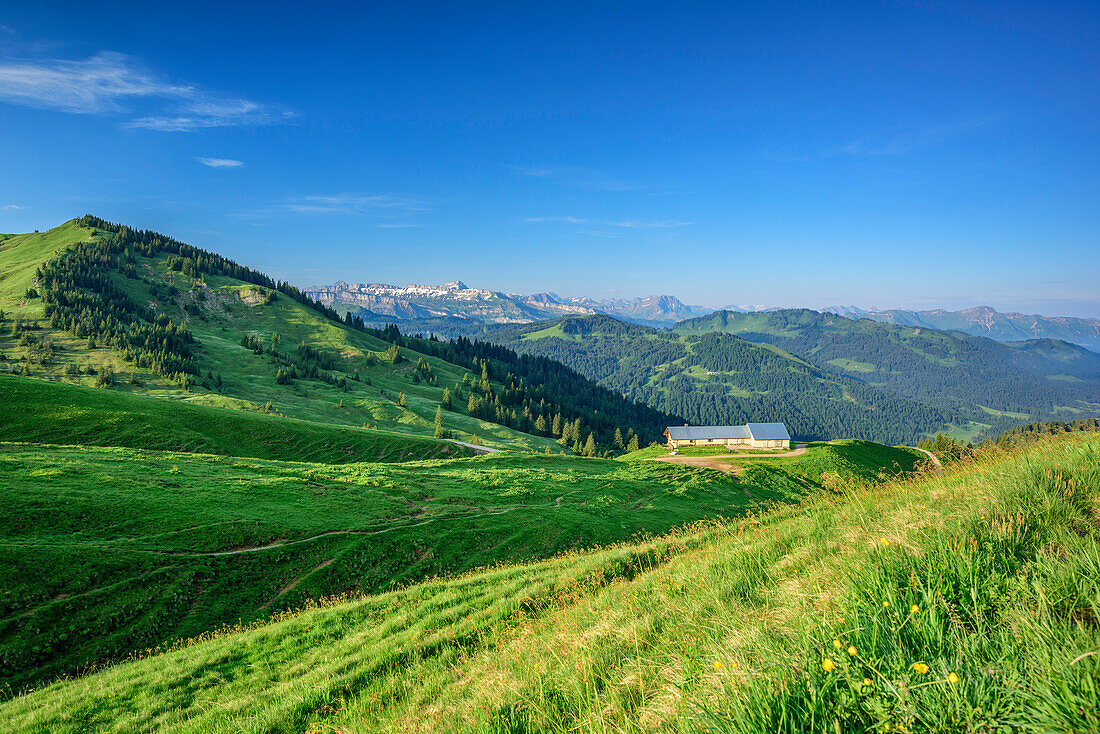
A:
[2,204,25,210]
[524,216,690,229]
[610,220,691,229]
[0,51,294,131]
[196,157,243,168]
[506,165,644,192]
[842,117,1000,156]
[523,216,588,224]
[284,193,427,215]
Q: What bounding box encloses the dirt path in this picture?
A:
[450,440,501,455]
[645,445,809,475]
[645,455,743,474]
[913,447,944,473]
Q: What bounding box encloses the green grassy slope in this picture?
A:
[3,434,1095,733]
[0,374,470,463]
[0,222,558,452]
[0,442,791,693]
[0,221,91,313]
[478,315,952,444]
[674,309,1100,436]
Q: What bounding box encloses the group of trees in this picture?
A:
[995,418,1099,443]
[367,331,675,452]
[35,233,196,379]
[241,333,352,392]
[422,350,655,454]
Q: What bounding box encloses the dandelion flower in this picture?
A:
[822,658,835,672]
[714,660,722,670]
[881,539,891,545]
[948,672,960,684]
[883,601,890,607]
[862,677,872,686]
[848,645,857,656]
[912,662,930,675]
[910,604,920,614]
[731,661,738,670]
[833,639,842,649]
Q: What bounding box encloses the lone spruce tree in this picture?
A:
[434,406,447,439]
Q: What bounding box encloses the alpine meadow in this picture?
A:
[1,3,1099,732]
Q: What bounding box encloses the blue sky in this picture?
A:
[1,1,1097,316]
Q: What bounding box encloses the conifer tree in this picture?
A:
[552,413,562,436]
[583,432,596,457]
[613,427,624,450]
[627,435,640,452]
[442,387,452,409]
[434,405,447,438]
[398,392,407,408]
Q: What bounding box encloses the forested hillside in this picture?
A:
[673,309,1100,434]
[0,218,670,453]
[478,315,952,444]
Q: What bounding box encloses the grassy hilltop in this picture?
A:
[0,219,669,455]
[1,433,1095,732]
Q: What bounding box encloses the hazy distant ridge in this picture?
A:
[825,305,1100,352]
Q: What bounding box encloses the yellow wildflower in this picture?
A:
[862,677,872,686]
[912,662,930,674]
[847,645,857,656]
[822,658,835,672]
[910,604,920,614]
[833,639,842,649]
[883,601,890,607]
[948,672,960,684]
[713,660,722,670]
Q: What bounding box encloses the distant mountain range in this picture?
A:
[303,280,708,327]
[843,306,1100,353]
[305,280,1100,352]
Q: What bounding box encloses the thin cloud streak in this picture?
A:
[525,216,690,229]
[506,164,645,191]
[842,117,1000,157]
[196,157,243,168]
[284,193,428,214]
[0,51,293,131]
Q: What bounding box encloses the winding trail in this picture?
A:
[450,440,502,455]
[913,447,944,473]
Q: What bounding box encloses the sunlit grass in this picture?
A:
[2,434,1095,732]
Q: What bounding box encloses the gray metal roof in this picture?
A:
[665,425,751,440]
[747,423,792,441]
[665,423,790,441]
